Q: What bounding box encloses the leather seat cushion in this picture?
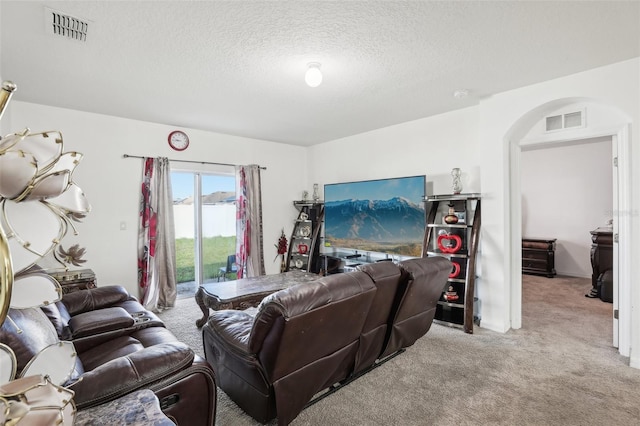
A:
[78,327,179,371]
[80,336,145,371]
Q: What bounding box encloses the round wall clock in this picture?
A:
[168,130,189,151]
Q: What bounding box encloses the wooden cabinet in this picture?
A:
[286,201,324,274]
[522,238,556,278]
[423,194,481,334]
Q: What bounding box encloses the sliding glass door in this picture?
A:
[171,171,236,287]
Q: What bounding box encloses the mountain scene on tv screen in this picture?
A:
[325,197,425,256]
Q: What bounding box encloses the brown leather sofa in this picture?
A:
[202,256,451,425]
[0,285,217,426]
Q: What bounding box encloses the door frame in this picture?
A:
[507,102,631,357]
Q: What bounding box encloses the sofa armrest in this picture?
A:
[69,341,195,409]
[68,307,135,339]
[206,310,255,354]
[62,286,131,315]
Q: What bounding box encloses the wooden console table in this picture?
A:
[522,238,556,277]
[195,270,320,327]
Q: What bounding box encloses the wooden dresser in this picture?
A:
[522,238,556,278]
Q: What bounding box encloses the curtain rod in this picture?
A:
[122,154,266,170]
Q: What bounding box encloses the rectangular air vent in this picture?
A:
[45,7,89,42]
[545,109,585,132]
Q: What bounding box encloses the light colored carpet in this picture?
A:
[158,275,640,425]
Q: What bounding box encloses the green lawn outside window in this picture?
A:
[175,236,237,282]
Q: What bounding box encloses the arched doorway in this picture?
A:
[505,98,631,356]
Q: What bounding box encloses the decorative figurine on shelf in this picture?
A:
[302,190,309,201]
[312,183,319,201]
[274,229,288,272]
[444,203,459,224]
[451,168,462,194]
[443,286,459,302]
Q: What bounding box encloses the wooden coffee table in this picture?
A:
[195,270,319,327]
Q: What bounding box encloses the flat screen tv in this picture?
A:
[324,175,426,258]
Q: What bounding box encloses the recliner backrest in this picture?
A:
[249,271,377,426]
[250,271,377,382]
[381,256,451,358]
[61,285,132,316]
[354,260,405,372]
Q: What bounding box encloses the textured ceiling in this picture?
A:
[1,1,639,146]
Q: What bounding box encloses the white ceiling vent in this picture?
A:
[44,7,90,42]
[545,109,585,132]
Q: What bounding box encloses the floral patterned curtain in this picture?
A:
[235,164,265,278]
[138,157,177,311]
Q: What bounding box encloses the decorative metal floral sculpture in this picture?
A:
[56,244,88,267]
[0,121,91,320]
[0,80,90,425]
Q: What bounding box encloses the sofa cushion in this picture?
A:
[69,307,135,339]
[79,336,145,371]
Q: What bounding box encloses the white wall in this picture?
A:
[521,138,612,277]
[6,102,307,297]
[308,106,482,198]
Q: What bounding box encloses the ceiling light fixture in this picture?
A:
[305,63,323,88]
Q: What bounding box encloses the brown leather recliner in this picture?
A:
[1,285,217,426]
[203,256,451,425]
